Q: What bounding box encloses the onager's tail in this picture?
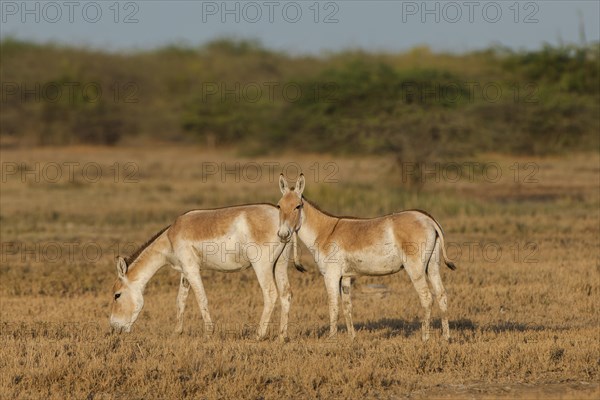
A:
[428,215,457,271]
[292,232,307,272]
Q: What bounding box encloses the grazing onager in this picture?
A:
[276,174,456,341]
[110,204,297,341]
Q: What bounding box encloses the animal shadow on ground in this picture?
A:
[356,318,481,338]
[301,318,467,339]
[302,318,554,339]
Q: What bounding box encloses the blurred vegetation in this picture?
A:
[1,37,598,157]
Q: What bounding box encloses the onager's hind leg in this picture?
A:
[405,261,433,341]
[253,263,279,340]
[340,277,356,339]
[428,238,450,340]
[274,255,292,342]
[175,275,191,334]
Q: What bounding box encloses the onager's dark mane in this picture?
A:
[302,197,342,218]
[125,225,170,265]
[303,197,375,220]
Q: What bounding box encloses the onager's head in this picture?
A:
[277,173,305,242]
[110,257,144,333]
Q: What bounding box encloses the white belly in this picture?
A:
[344,242,404,276]
[194,237,253,272]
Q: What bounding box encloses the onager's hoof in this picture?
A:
[203,325,215,338]
[279,335,290,343]
[255,334,268,342]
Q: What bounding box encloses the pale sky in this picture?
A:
[1,1,598,53]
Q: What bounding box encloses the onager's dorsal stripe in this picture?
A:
[277,173,455,341]
[178,202,276,215]
[110,203,296,340]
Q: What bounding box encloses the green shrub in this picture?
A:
[2,37,598,155]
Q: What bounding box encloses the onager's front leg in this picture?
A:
[324,273,341,339]
[340,277,356,339]
[184,269,215,337]
[254,266,278,340]
[175,275,191,334]
[274,257,292,342]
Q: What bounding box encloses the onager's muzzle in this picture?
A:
[110,317,132,333]
[277,226,292,242]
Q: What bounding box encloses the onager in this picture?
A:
[110,204,298,341]
[277,174,456,341]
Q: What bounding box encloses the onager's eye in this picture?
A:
[276,205,281,209]
[295,204,302,210]
[114,293,121,301]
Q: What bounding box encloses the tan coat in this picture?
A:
[277,174,455,341]
[110,204,293,341]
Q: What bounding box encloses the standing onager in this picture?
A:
[110,204,298,341]
[277,174,456,341]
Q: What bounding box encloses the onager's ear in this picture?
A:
[294,173,305,195]
[116,256,128,278]
[279,174,289,194]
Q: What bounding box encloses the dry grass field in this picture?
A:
[1,146,598,399]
